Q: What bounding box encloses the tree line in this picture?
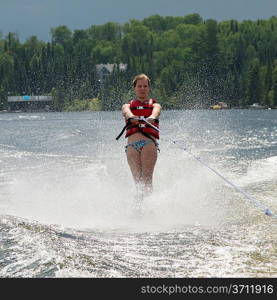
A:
[1,13,277,111]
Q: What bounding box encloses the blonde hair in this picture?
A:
[132,74,151,87]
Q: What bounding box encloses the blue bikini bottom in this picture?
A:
[125,139,154,153]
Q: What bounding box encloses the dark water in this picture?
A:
[0,110,276,277]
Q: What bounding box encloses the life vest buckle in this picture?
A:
[138,124,146,128]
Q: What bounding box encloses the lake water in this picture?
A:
[0,109,276,277]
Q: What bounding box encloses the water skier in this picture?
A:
[117,74,161,200]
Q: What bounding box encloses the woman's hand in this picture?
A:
[127,116,139,125]
[146,117,157,124]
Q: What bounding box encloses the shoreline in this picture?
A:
[1,107,277,113]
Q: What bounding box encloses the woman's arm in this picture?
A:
[122,102,161,121]
[148,103,162,120]
[121,104,135,120]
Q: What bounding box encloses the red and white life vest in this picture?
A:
[125,98,159,139]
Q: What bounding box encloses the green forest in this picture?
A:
[1,13,277,111]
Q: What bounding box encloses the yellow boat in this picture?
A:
[210,104,221,109]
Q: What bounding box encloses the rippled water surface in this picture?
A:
[0,110,276,277]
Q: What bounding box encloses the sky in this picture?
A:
[0,0,277,42]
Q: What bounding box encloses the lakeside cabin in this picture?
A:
[96,63,127,82]
[8,95,53,112]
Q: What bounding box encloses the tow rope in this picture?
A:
[139,117,277,220]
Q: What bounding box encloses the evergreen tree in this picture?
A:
[272,63,277,107]
[246,58,262,105]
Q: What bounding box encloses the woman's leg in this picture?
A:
[126,146,145,207]
[141,142,158,194]
[126,146,142,185]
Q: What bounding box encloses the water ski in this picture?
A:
[132,191,144,218]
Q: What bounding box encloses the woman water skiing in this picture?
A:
[120,74,161,200]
